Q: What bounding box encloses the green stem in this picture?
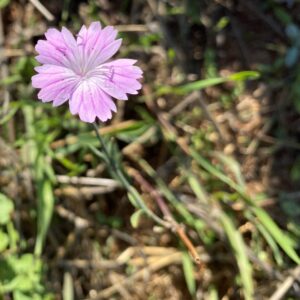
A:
[92,123,167,227]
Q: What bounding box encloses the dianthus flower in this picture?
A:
[32,22,143,122]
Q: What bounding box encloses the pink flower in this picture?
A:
[32,22,143,123]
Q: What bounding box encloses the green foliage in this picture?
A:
[182,252,196,296]
[62,272,74,300]
[0,193,14,225]
[156,71,260,95]
[139,33,161,49]
[0,0,9,9]
[130,209,144,228]
[220,213,253,300]
[0,195,53,299]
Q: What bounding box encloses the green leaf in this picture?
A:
[116,122,152,143]
[175,77,227,94]
[0,230,9,252]
[130,209,144,228]
[208,285,219,300]
[13,291,33,300]
[220,213,253,300]
[0,105,18,125]
[215,16,230,31]
[255,221,283,266]
[157,71,260,95]
[252,206,300,264]
[157,77,226,95]
[34,179,55,256]
[0,74,21,85]
[0,0,10,9]
[190,149,245,196]
[0,193,14,225]
[63,272,74,300]
[187,173,208,204]
[182,252,196,296]
[0,254,42,293]
[228,71,260,81]
[213,152,246,189]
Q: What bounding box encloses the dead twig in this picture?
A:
[58,259,122,270]
[128,167,201,265]
[56,175,120,188]
[55,205,90,229]
[55,186,118,198]
[89,252,182,299]
[169,92,198,117]
[197,91,228,143]
[270,266,300,300]
[115,24,148,32]
[29,0,55,21]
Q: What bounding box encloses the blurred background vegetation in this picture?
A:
[1,0,300,299]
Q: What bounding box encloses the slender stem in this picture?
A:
[92,122,167,227]
[92,123,118,172]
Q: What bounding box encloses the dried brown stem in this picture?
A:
[128,167,201,265]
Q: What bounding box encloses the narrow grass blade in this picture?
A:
[63,272,74,300]
[190,148,300,264]
[34,178,54,257]
[255,220,283,266]
[182,251,196,296]
[187,173,208,204]
[213,152,246,189]
[220,213,254,300]
[252,207,300,264]
[157,71,260,95]
[130,209,144,228]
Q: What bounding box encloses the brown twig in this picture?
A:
[270,265,300,300]
[89,251,183,299]
[115,24,148,32]
[29,0,55,21]
[197,91,228,143]
[128,167,201,265]
[56,175,120,187]
[55,205,90,230]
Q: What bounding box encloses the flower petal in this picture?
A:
[32,65,78,88]
[69,81,96,122]
[69,82,84,115]
[69,80,116,123]
[61,27,77,49]
[96,60,143,99]
[84,25,120,69]
[95,90,117,121]
[102,59,143,78]
[94,39,122,66]
[37,77,78,103]
[99,79,128,100]
[32,65,78,103]
[45,28,66,51]
[35,40,67,66]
